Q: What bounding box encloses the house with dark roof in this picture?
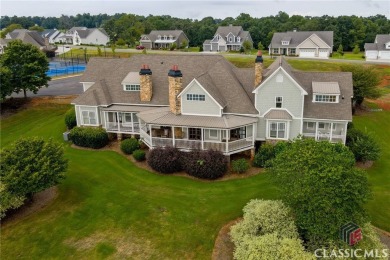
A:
[269,31,333,58]
[57,27,109,46]
[5,29,56,52]
[72,52,352,156]
[139,30,189,49]
[364,34,390,61]
[40,29,64,44]
[203,25,253,52]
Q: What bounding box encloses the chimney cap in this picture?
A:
[139,64,152,75]
[168,65,182,77]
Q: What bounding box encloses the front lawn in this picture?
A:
[0,104,277,259]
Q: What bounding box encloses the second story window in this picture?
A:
[237,37,241,42]
[124,84,140,91]
[187,94,205,101]
[276,97,283,108]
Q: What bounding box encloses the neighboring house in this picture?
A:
[139,30,189,49]
[203,25,253,52]
[58,27,109,46]
[72,52,352,157]
[364,34,390,61]
[40,29,64,44]
[269,31,333,58]
[0,38,11,54]
[5,29,55,51]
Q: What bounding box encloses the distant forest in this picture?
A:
[1,12,389,51]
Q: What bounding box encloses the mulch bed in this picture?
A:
[212,218,241,260]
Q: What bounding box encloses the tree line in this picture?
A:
[1,12,389,50]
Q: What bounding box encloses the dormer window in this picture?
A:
[314,95,338,103]
[163,35,167,40]
[312,82,340,103]
[157,35,161,40]
[229,37,233,42]
[386,42,390,49]
[187,94,205,101]
[237,37,241,42]
[282,41,289,45]
[124,84,140,91]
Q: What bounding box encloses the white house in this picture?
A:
[203,25,253,52]
[58,27,109,46]
[364,34,390,62]
[269,31,334,59]
[72,53,352,157]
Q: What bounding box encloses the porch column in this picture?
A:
[329,122,333,142]
[116,112,120,132]
[131,113,134,133]
[315,122,319,141]
[343,122,348,144]
[172,126,175,147]
[201,128,204,150]
[225,129,229,153]
[103,111,107,129]
[149,124,153,146]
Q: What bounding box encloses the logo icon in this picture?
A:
[340,223,363,246]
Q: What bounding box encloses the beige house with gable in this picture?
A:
[72,52,352,156]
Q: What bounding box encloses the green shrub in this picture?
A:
[253,143,275,167]
[69,127,109,149]
[120,138,140,154]
[346,128,380,162]
[64,108,77,130]
[133,149,145,161]
[182,150,227,179]
[231,158,249,173]
[147,147,182,174]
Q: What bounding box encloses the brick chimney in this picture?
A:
[139,64,152,101]
[255,50,263,87]
[168,65,183,115]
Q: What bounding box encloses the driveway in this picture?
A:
[11,75,83,98]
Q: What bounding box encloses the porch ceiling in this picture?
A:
[137,107,257,129]
[102,105,159,112]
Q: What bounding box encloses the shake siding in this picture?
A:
[181,82,221,116]
[256,71,303,118]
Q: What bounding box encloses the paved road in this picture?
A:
[12,75,83,98]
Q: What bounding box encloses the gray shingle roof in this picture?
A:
[7,30,46,48]
[312,82,340,94]
[73,54,257,114]
[137,107,258,128]
[364,34,390,51]
[269,31,333,48]
[142,30,186,42]
[264,109,293,120]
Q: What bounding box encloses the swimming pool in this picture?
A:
[47,62,86,77]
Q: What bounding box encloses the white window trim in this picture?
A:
[267,120,289,140]
[318,122,326,130]
[209,129,219,140]
[124,84,140,91]
[80,108,98,126]
[313,94,339,103]
[306,121,315,130]
[282,41,290,45]
[186,93,206,101]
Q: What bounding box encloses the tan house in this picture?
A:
[72,53,352,156]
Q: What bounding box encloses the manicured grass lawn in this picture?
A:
[224,55,273,68]
[331,52,365,60]
[353,109,390,232]
[0,104,278,259]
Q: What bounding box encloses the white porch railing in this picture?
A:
[105,122,140,133]
[228,138,253,152]
[302,132,345,143]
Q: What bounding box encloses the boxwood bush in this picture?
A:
[147,147,182,174]
[64,108,77,130]
[133,149,146,161]
[69,127,109,149]
[232,158,250,174]
[182,150,227,180]
[253,142,289,168]
[120,138,140,154]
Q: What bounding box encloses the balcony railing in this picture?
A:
[302,132,345,143]
[105,122,140,133]
[140,130,253,154]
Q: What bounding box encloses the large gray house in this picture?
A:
[269,31,334,58]
[203,25,253,52]
[139,30,189,49]
[72,53,352,156]
[364,34,390,62]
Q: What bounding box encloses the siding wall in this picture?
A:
[181,81,221,116]
[289,119,302,139]
[83,30,109,45]
[255,70,304,118]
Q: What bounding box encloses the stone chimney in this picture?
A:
[255,50,263,87]
[168,65,183,115]
[44,37,49,46]
[139,64,152,101]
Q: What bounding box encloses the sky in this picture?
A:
[1,0,389,19]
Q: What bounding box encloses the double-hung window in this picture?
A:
[269,122,286,139]
[81,110,97,125]
[276,97,283,108]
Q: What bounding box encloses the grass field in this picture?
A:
[331,52,365,60]
[0,104,278,259]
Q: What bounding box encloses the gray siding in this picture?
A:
[203,44,211,52]
[256,70,304,118]
[83,30,109,45]
[256,118,266,139]
[181,81,221,116]
[289,119,302,139]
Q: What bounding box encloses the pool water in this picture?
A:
[47,62,86,77]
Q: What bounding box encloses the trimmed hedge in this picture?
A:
[232,158,250,174]
[133,149,146,161]
[346,128,380,162]
[64,108,77,130]
[182,150,228,180]
[147,147,182,174]
[253,142,289,168]
[69,127,109,149]
[120,138,140,154]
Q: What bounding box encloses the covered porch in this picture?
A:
[302,120,348,143]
